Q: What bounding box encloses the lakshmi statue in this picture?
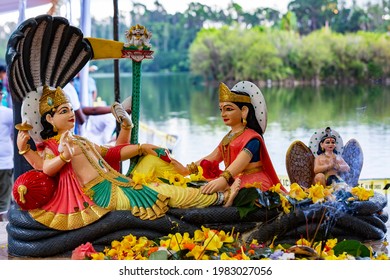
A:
[168,81,287,195]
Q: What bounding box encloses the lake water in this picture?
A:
[95,72,390,180]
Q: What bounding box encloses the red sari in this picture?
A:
[30,139,109,230]
[219,128,286,192]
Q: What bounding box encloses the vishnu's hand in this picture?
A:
[59,131,74,159]
[170,158,189,176]
[17,130,31,151]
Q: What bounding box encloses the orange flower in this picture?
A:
[183,243,196,251]
[147,247,159,256]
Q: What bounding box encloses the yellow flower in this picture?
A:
[168,173,188,187]
[268,183,282,193]
[111,240,121,249]
[323,186,334,199]
[275,244,286,251]
[204,233,223,252]
[132,237,150,252]
[280,194,292,214]
[350,186,374,201]
[186,245,206,260]
[289,183,308,201]
[91,252,105,260]
[308,183,326,203]
[193,229,206,242]
[296,238,311,246]
[220,252,235,260]
[217,230,235,244]
[324,252,349,260]
[373,253,389,260]
[122,234,138,247]
[241,247,250,260]
[132,171,151,186]
[325,238,338,249]
[269,235,278,249]
[163,171,172,179]
[106,248,118,258]
[189,166,205,181]
[160,232,193,252]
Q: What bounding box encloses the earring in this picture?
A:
[321,147,324,152]
[242,118,247,127]
[53,124,57,132]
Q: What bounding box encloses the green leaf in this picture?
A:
[333,240,371,258]
[149,250,168,260]
[232,188,259,218]
[157,177,170,184]
[233,188,258,207]
[187,181,208,188]
[237,205,258,218]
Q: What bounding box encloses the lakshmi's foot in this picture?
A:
[223,178,241,207]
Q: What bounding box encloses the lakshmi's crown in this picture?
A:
[39,85,70,116]
[219,82,251,104]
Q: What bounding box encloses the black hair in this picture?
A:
[317,127,338,155]
[40,110,58,140]
[317,137,338,155]
[231,90,263,136]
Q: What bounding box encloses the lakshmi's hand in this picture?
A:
[201,177,228,194]
[17,130,30,151]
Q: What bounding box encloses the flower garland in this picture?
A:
[255,182,376,215]
[71,226,389,260]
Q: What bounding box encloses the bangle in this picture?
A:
[220,170,234,185]
[137,143,143,156]
[18,144,31,155]
[59,152,71,163]
[121,123,133,130]
[214,192,224,206]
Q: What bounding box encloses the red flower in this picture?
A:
[71,242,97,260]
[200,159,222,179]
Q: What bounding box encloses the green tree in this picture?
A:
[280,11,298,32]
[288,0,339,34]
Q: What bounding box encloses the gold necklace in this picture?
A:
[221,127,246,146]
[324,153,335,159]
[49,134,62,143]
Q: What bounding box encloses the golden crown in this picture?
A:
[39,85,70,116]
[219,82,251,104]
